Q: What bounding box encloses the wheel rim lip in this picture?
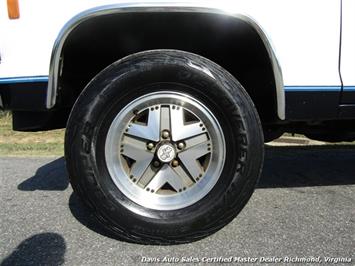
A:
[104,91,226,211]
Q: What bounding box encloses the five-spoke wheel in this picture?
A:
[105,92,225,210]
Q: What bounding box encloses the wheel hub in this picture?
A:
[157,143,176,163]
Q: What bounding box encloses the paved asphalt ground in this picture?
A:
[0,145,354,265]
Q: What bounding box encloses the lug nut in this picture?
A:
[177,142,185,150]
[153,161,160,168]
[147,143,154,150]
[172,160,179,167]
[162,130,170,139]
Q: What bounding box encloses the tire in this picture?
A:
[65,49,264,244]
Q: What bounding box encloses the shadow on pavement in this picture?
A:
[17,157,69,191]
[0,233,66,266]
[258,145,355,188]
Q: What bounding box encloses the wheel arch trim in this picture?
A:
[46,3,285,120]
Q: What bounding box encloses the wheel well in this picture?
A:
[57,11,279,122]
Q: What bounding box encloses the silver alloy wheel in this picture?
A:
[105,92,225,210]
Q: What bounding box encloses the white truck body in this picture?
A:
[1,0,354,88]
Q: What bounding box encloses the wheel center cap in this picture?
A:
[157,143,176,163]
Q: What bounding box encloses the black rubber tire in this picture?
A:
[65,50,264,244]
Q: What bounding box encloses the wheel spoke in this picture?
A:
[126,108,160,141]
[170,106,205,141]
[137,165,156,187]
[183,133,209,150]
[121,136,154,178]
[146,164,185,192]
[160,106,171,132]
[178,141,210,179]
[172,165,195,186]
[130,158,154,180]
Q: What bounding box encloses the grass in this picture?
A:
[0,111,64,156]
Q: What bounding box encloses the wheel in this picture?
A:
[65,49,264,244]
